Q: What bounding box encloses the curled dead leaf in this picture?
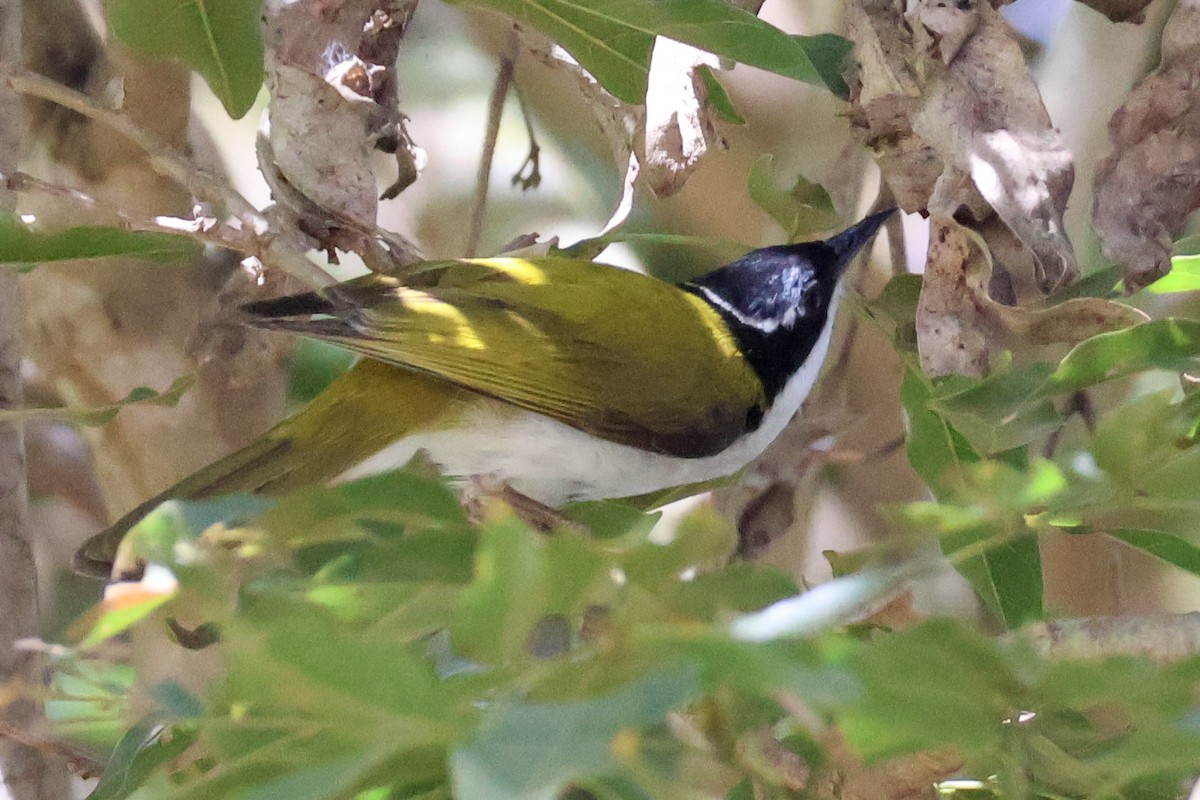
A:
[1093,0,1200,291]
[1073,0,1155,23]
[643,38,728,197]
[993,297,1148,346]
[849,0,1079,296]
[916,217,1143,377]
[917,218,993,377]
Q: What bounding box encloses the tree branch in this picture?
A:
[0,70,335,289]
[0,2,70,797]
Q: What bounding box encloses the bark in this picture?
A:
[0,1,70,796]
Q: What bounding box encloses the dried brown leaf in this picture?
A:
[643,38,727,197]
[1093,0,1200,291]
[916,218,994,377]
[262,0,422,266]
[993,296,1148,346]
[1073,0,1155,23]
[849,0,1079,297]
[916,217,1144,376]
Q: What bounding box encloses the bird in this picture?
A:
[75,209,893,577]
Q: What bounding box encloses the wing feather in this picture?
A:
[246,257,765,458]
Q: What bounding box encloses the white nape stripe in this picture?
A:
[687,283,797,334]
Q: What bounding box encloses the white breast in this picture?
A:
[339,296,841,506]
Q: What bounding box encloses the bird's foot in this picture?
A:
[462,477,583,533]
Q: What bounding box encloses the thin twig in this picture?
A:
[0,718,104,780]
[510,85,541,191]
[3,170,257,254]
[466,30,520,258]
[1,71,335,289]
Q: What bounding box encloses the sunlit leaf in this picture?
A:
[1146,254,1200,294]
[1040,319,1200,395]
[728,564,916,642]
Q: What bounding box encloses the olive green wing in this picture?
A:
[75,361,468,577]
[248,257,766,458]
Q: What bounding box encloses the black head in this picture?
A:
[684,209,893,403]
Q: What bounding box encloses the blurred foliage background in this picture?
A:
[6,0,1200,798]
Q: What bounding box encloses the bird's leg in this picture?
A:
[462,476,583,533]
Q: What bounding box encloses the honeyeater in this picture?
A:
[75,209,893,577]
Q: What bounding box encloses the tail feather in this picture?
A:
[246,316,359,339]
[241,291,335,319]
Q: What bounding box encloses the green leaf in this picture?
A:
[929,365,1062,453]
[840,619,1014,760]
[87,717,197,800]
[1145,254,1200,294]
[107,0,264,118]
[900,368,980,493]
[695,66,745,124]
[1110,530,1200,577]
[451,667,698,800]
[1039,319,1200,395]
[621,504,736,587]
[945,529,1043,628]
[447,0,842,104]
[1049,264,1121,301]
[664,562,797,619]
[795,33,852,100]
[643,631,858,711]
[0,374,195,425]
[450,514,550,665]
[563,501,659,541]
[46,660,135,749]
[288,339,356,403]
[260,470,468,552]
[746,155,837,242]
[899,375,1046,628]
[0,218,198,269]
[123,494,275,571]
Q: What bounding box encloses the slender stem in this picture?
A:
[0,170,308,272]
[510,85,541,191]
[0,718,104,780]
[466,30,519,258]
[1,71,334,288]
